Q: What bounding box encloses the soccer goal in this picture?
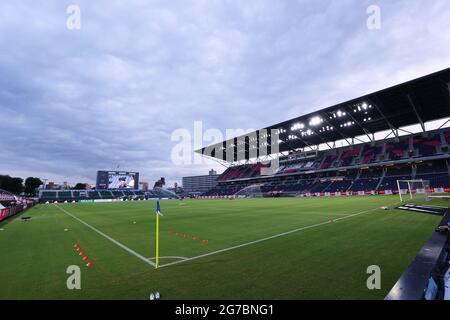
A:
[396,179,431,202]
[234,184,265,198]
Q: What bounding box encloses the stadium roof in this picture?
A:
[197,68,450,162]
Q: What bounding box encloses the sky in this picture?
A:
[0,0,450,187]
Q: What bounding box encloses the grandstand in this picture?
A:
[38,188,179,203]
[0,189,36,222]
[199,68,450,198]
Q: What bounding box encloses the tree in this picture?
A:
[24,177,43,196]
[0,175,24,195]
[73,183,87,190]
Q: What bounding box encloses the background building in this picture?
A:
[139,182,149,191]
[182,169,219,194]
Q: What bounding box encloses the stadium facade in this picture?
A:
[182,169,219,194]
[197,68,450,198]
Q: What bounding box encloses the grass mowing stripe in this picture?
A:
[158,203,398,269]
[54,204,156,268]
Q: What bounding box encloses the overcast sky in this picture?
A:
[1,0,450,187]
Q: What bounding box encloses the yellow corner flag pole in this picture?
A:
[155,200,162,269]
[156,211,159,269]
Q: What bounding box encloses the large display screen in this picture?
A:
[96,171,139,190]
[108,173,136,189]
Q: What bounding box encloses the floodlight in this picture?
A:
[291,122,305,131]
[309,116,323,126]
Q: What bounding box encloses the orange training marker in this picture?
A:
[202,239,209,244]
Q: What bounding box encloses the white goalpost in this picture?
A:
[234,184,264,198]
[396,179,431,202]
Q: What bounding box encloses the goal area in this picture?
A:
[234,184,265,198]
[396,179,431,202]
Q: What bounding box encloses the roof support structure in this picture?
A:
[369,97,399,139]
[398,127,414,135]
[438,118,450,130]
[201,153,231,168]
[406,94,426,132]
[342,104,374,142]
[311,128,335,149]
[196,69,450,162]
[322,118,352,146]
[383,129,397,140]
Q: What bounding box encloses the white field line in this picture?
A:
[147,256,189,261]
[158,203,401,269]
[54,204,156,268]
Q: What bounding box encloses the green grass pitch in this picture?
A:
[0,196,445,299]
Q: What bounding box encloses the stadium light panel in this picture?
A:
[290,122,305,131]
[309,116,323,126]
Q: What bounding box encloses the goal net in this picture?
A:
[234,184,265,198]
[396,179,431,202]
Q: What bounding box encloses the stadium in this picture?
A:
[1,68,450,301]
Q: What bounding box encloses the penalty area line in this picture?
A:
[158,203,400,269]
[54,204,157,268]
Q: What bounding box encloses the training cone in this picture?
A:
[79,252,85,256]
[202,239,209,244]
[76,247,83,251]
[82,256,90,261]
[86,262,94,267]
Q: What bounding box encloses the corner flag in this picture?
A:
[156,200,163,217]
[155,200,163,268]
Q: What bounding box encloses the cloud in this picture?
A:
[0,0,449,187]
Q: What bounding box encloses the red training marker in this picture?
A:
[86,262,94,267]
[202,239,209,244]
[79,251,85,256]
[82,256,90,261]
